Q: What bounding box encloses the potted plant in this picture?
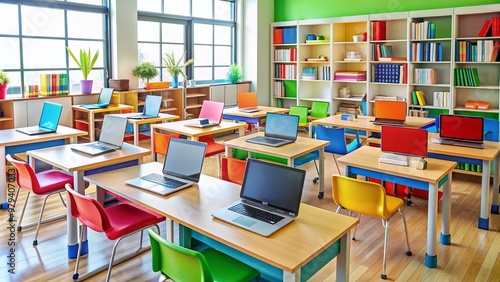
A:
[0,69,10,99]
[162,50,194,88]
[226,64,243,84]
[132,62,164,89]
[66,47,99,94]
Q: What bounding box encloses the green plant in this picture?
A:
[66,47,99,80]
[132,62,159,83]
[0,69,10,85]
[226,64,243,84]
[162,50,194,79]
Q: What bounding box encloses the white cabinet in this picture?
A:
[210,85,238,106]
[14,97,72,127]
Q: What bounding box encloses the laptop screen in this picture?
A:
[265,112,299,140]
[39,102,63,131]
[143,95,162,116]
[240,158,306,216]
[163,138,207,182]
[374,100,407,120]
[440,114,484,142]
[199,100,224,123]
[238,92,258,109]
[381,126,428,157]
[99,115,128,146]
[97,88,114,104]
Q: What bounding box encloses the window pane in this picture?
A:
[214,46,231,65]
[162,44,186,62]
[66,41,104,68]
[192,0,212,19]
[67,11,103,39]
[194,67,212,81]
[0,38,20,69]
[164,0,190,16]
[0,4,19,35]
[215,0,231,21]
[194,45,213,66]
[214,66,229,80]
[21,6,64,37]
[69,69,105,94]
[4,72,21,95]
[138,43,161,66]
[162,23,184,44]
[138,0,162,12]
[194,24,213,44]
[214,25,231,45]
[138,21,160,42]
[23,39,66,68]
[67,0,103,5]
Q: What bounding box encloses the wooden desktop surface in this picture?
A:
[83,162,359,274]
[72,103,134,113]
[428,133,500,160]
[0,125,87,147]
[119,112,179,125]
[310,115,434,132]
[223,106,289,118]
[151,120,246,139]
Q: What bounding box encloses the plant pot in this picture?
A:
[0,83,7,99]
[80,80,93,94]
[353,35,364,42]
[172,76,179,88]
[145,82,170,90]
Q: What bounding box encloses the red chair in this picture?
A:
[6,154,72,246]
[152,132,180,161]
[65,183,165,282]
[198,134,225,177]
[221,156,247,185]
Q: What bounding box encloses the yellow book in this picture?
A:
[416,90,426,106]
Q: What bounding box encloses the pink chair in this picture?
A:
[6,154,73,245]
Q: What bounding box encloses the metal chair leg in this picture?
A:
[17,191,31,231]
[333,155,342,175]
[381,219,389,279]
[399,208,412,256]
[73,225,85,280]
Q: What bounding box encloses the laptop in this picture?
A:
[71,115,128,156]
[246,112,299,147]
[125,138,207,195]
[80,88,114,109]
[433,114,484,149]
[16,101,63,135]
[372,100,407,126]
[185,100,224,128]
[380,126,428,166]
[128,95,162,119]
[238,92,260,113]
[212,158,306,237]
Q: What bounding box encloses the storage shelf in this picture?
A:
[186,93,206,98]
[186,104,203,109]
[160,107,177,113]
[454,106,499,113]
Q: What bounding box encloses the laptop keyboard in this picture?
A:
[140,173,188,188]
[373,118,405,126]
[229,203,284,224]
[253,136,285,145]
[440,139,484,149]
[87,143,115,150]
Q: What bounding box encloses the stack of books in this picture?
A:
[372,64,407,84]
[39,73,69,96]
[302,67,318,80]
[454,68,480,86]
[413,68,437,84]
[338,102,362,115]
[334,70,366,81]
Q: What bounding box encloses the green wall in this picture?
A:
[274,0,500,21]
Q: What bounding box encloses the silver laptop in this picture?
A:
[246,112,299,147]
[16,101,63,135]
[80,88,114,109]
[239,107,260,113]
[212,158,306,237]
[128,95,162,119]
[184,118,220,128]
[125,138,207,196]
[71,115,128,156]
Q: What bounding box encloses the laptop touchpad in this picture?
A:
[234,216,256,227]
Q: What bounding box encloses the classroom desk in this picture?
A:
[150,120,246,161]
[26,143,150,259]
[222,106,289,128]
[224,132,330,198]
[114,113,179,145]
[0,126,87,210]
[428,133,500,230]
[337,146,456,268]
[83,162,359,281]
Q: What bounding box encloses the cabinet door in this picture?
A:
[210,86,225,103]
[13,101,28,127]
[225,85,238,106]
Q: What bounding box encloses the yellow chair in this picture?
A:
[331,175,412,280]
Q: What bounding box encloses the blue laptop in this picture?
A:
[81,88,114,109]
[16,101,63,135]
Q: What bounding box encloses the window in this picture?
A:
[0,0,109,96]
[137,0,236,87]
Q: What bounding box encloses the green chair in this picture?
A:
[289,105,309,131]
[308,101,329,121]
[148,229,260,282]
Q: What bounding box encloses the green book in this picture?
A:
[471,68,480,86]
[411,90,418,105]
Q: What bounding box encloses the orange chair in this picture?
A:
[65,183,165,282]
[199,134,225,177]
[6,154,72,245]
[221,156,247,185]
[152,132,180,161]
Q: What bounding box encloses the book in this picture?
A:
[301,67,317,80]
[478,19,492,37]
[372,21,386,41]
[411,91,418,105]
[378,57,407,61]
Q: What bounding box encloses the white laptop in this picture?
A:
[71,115,128,156]
[246,112,299,147]
[16,101,63,135]
[125,138,207,196]
[212,158,306,237]
[128,95,162,119]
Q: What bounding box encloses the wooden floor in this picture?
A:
[2,132,500,281]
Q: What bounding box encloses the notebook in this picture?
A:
[238,92,260,113]
[372,100,407,126]
[80,88,114,109]
[185,100,224,128]
[71,115,128,156]
[128,95,162,119]
[16,101,63,135]
[246,112,299,147]
[433,114,484,149]
[125,138,207,195]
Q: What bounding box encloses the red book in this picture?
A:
[490,41,500,62]
[52,74,56,96]
[493,17,500,37]
[478,19,492,37]
[372,21,386,41]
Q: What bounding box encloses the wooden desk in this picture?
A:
[224,132,330,199]
[26,143,150,259]
[223,106,289,129]
[114,113,179,145]
[83,162,359,281]
[337,146,456,268]
[0,126,86,209]
[72,104,134,142]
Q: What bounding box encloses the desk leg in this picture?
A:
[89,112,95,142]
[478,160,490,230]
[491,155,499,215]
[238,126,245,137]
[318,148,325,199]
[150,127,156,161]
[309,123,313,138]
[0,146,7,209]
[337,230,351,282]
[440,172,452,245]
[133,123,140,146]
[283,271,300,282]
[225,146,233,158]
[425,183,438,268]
[166,219,179,245]
[67,170,88,259]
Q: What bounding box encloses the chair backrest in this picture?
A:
[289,106,309,125]
[331,175,391,219]
[310,101,329,118]
[153,132,180,157]
[64,183,111,233]
[6,154,41,193]
[484,117,499,142]
[316,126,361,155]
[238,92,258,109]
[148,229,214,282]
[221,157,247,185]
[199,100,224,123]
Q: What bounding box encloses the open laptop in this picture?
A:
[372,100,407,126]
[380,126,428,166]
[16,101,63,135]
[212,158,306,237]
[71,115,128,156]
[128,95,162,119]
[80,88,114,109]
[432,114,484,149]
[238,92,260,113]
[125,138,207,195]
[246,112,299,147]
[185,100,224,128]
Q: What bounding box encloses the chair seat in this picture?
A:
[201,248,260,282]
[385,195,405,217]
[36,170,74,194]
[104,203,165,240]
[293,150,319,166]
[205,142,225,157]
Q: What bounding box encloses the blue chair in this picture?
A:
[484,118,499,142]
[423,116,440,133]
[316,126,362,175]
